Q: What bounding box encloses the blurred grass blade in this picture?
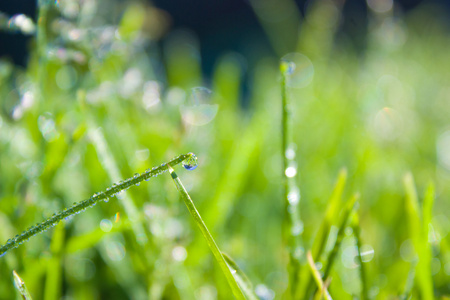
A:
[168,166,246,300]
[306,251,332,300]
[352,212,368,300]
[13,270,33,300]
[222,252,259,300]
[322,193,359,281]
[299,169,347,298]
[44,222,65,300]
[403,173,434,300]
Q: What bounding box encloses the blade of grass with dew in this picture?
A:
[322,193,359,281]
[222,252,259,300]
[280,59,304,299]
[13,270,33,300]
[351,212,368,300]
[0,153,192,257]
[306,251,332,300]
[403,173,434,300]
[167,166,246,300]
[44,222,65,300]
[298,169,347,299]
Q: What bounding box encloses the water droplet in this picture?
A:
[280,53,314,88]
[360,244,375,262]
[180,87,219,126]
[285,165,297,178]
[287,187,300,205]
[100,219,113,232]
[182,153,198,170]
[0,252,5,258]
[7,14,36,34]
[291,221,303,236]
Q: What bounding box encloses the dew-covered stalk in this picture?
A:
[0,153,195,257]
[168,166,246,300]
[280,59,303,297]
[13,270,33,300]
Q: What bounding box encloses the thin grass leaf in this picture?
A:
[222,252,259,300]
[306,251,332,300]
[299,169,347,299]
[168,166,246,300]
[323,193,359,281]
[403,173,434,300]
[13,270,33,300]
[0,153,193,257]
[352,212,368,300]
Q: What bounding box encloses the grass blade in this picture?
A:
[403,173,434,300]
[0,153,193,257]
[222,252,259,300]
[168,166,246,300]
[322,193,359,280]
[13,270,33,300]
[352,212,368,300]
[306,251,332,300]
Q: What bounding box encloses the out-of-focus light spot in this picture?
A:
[431,258,441,275]
[7,14,36,34]
[119,68,142,98]
[373,107,403,141]
[255,284,276,300]
[135,149,149,161]
[287,186,300,205]
[399,239,417,262]
[375,19,407,50]
[291,221,303,236]
[105,241,126,261]
[437,130,450,171]
[181,87,219,126]
[142,81,161,110]
[100,219,113,232]
[56,65,78,90]
[114,212,120,223]
[195,285,218,300]
[86,81,115,104]
[164,218,184,239]
[360,244,375,262]
[285,166,297,178]
[38,113,59,141]
[172,246,187,262]
[306,0,340,29]
[166,87,186,106]
[293,246,304,260]
[285,146,296,160]
[341,245,359,269]
[280,53,314,88]
[367,0,393,13]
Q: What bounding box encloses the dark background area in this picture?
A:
[0,0,442,70]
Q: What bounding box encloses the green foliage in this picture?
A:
[0,0,450,299]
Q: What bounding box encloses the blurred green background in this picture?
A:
[0,0,450,299]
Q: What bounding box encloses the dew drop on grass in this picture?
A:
[280,53,314,88]
[182,153,198,170]
[180,87,219,126]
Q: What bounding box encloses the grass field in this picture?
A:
[0,0,449,299]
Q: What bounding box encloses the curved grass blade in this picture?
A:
[168,166,246,300]
[13,270,33,300]
[0,153,194,257]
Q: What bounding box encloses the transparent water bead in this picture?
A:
[180,87,219,126]
[280,53,314,88]
[6,14,36,34]
[182,153,198,170]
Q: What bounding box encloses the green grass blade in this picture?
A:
[13,270,33,300]
[322,193,359,281]
[299,169,347,299]
[168,166,246,300]
[222,252,259,300]
[403,173,434,300]
[306,251,332,300]
[44,222,65,300]
[352,212,368,300]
